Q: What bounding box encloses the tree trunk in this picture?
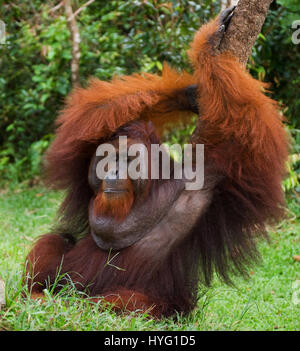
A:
[219,0,274,65]
[64,0,81,86]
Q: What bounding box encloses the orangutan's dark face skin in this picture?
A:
[87,136,214,251]
[88,138,148,201]
[87,137,183,250]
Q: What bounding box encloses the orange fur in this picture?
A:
[90,289,161,317]
[188,19,288,171]
[93,181,134,221]
[188,18,288,223]
[26,234,67,279]
[45,65,195,190]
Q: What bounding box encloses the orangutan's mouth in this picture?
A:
[103,188,127,194]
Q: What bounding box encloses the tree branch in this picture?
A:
[68,0,95,22]
[49,1,64,13]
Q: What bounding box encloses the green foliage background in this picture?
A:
[0,0,299,187]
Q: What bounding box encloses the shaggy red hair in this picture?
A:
[26,13,289,317]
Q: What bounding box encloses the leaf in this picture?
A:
[156,61,163,71]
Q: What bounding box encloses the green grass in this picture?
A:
[0,184,299,331]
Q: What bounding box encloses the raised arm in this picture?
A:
[185,9,289,283]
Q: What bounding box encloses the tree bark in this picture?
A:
[64,0,81,86]
[219,0,274,65]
